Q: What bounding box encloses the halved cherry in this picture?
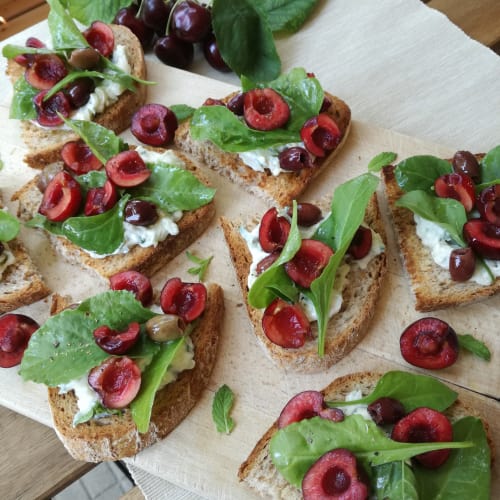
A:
[463,219,500,260]
[348,226,373,259]
[33,90,71,127]
[300,114,342,157]
[256,251,280,275]
[24,54,67,90]
[83,21,115,58]
[88,356,141,409]
[434,173,475,212]
[38,171,82,222]
[258,207,291,253]
[243,88,290,131]
[278,146,313,171]
[105,150,151,188]
[93,322,141,355]
[367,397,405,425]
[61,140,103,175]
[14,37,45,66]
[131,103,178,147]
[391,407,453,468]
[160,278,207,322]
[476,184,500,225]
[84,180,118,216]
[109,270,153,307]
[0,314,39,368]
[262,298,311,348]
[285,239,334,288]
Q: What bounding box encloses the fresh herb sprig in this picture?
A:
[212,384,235,434]
[186,251,213,281]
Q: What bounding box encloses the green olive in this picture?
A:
[146,314,183,343]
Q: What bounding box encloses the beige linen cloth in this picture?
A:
[128,0,500,497]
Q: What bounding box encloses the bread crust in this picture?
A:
[48,283,224,462]
[220,195,387,373]
[6,24,147,169]
[382,162,500,311]
[175,92,351,207]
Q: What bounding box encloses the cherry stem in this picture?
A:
[165,0,184,36]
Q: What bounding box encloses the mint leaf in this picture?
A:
[368,151,398,172]
[186,251,213,281]
[256,0,320,33]
[212,384,235,434]
[0,210,20,241]
[457,334,491,361]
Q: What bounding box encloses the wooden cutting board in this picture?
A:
[0,62,498,498]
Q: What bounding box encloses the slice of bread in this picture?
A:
[382,163,500,311]
[12,150,215,279]
[175,92,351,207]
[219,195,386,372]
[6,24,147,169]
[238,371,492,499]
[48,284,224,462]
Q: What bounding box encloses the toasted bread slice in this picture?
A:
[238,371,492,499]
[48,284,223,462]
[6,24,147,169]
[175,92,351,207]
[12,151,215,279]
[220,195,386,372]
[381,163,500,311]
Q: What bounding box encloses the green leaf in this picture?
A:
[77,170,108,190]
[9,78,38,120]
[478,144,500,185]
[0,210,20,241]
[25,213,66,236]
[395,155,452,192]
[212,0,281,81]
[186,251,213,281]
[212,384,236,434]
[47,0,88,51]
[457,334,491,361]
[60,0,133,25]
[326,371,458,413]
[395,190,467,246]
[255,0,320,33]
[372,461,419,500]
[367,151,398,172]
[170,104,195,122]
[130,337,186,433]
[2,44,55,59]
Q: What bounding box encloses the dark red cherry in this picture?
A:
[61,140,102,175]
[171,0,212,43]
[463,219,500,260]
[0,314,39,368]
[434,173,475,212]
[244,88,290,131]
[256,251,280,275]
[109,270,153,307]
[286,203,322,227]
[14,37,45,66]
[476,184,500,225]
[160,278,207,322]
[203,34,231,72]
[93,322,140,355]
[25,54,67,90]
[124,199,159,226]
[83,21,114,58]
[367,397,406,425]
[154,35,194,69]
[65,77,96,108]
[258,207,291,253]
[278,146,313,171]
[452,150,480,183]
[300,114,342,157]
[33,90,71,127]
[226,92,245,116]
[320,94,332,112]
[84,180,118,216]
[38,171,82,222]
[140,0,172,34]
[449,247,475,282]
[131,103,178,147]
[105,150,151,187]
[114,5,155,49]
[348,226,373,259]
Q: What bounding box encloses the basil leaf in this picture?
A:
[25,214,66,236]
[478,144,500,185]
[395,190,467,246]
[0,210,20,241]
[414,417,490,500]
[170,104,195,122]
[395,155,452,192]
[130,337,186,433]
[367,151,398,172]
[20,290,155,385]
[255,0,320,33]
[47,0,88,51]
[60,0,133,25]
[327,371,458,412]
[212,0,281,81]
[212,384,236,434]
[9,78,38,120]
[372,461,419,500]
[457,334,491,361]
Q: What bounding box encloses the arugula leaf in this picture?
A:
[372,461,419,500]
[170,104,196,122]
[457,334,491,361]
[60,0,133,25]
[9,78,38,120]
[77,170,108,190]
[255,0,320,33]
[186,251,213,281]
[395,155,452,192]
[478,144,500,185]
[212,384,236,434]
[2,45,56,59]
[367,151,398,172]
[0,210,20,241]
[47,0,88,51]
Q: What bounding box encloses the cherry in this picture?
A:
[114,5,155,49]
[476,184,500,225]
[84,180,118,216]
[261,298,311,349]
[93,322,140,355]
[131,103,178,147]
[256,251,280,275]
[24,54,67,90]
[300,114,342,158]
[203,34,231,72]
[348,226,373,259]
[391,407,453,468]
[320,94,332,113]
[105,150,151,188]
[61,140,102,175]
[243,88,290,131]
[38,171,82,222]
[449,247,475,282]
[367,397,405,425]
[154,35,194,69]
[88,356,141,409]
[286,202,322,227]
[452,150,480,183]
[124,199,159,226]
[463,219,500,259]
[434,173,475,212]
[14,37,45,66]
[109,270,153,307]
[160,278,207,322]
[68,48,101,70]
[278,146,313,171]
[33,90,71,127]
[83,21,115,58]
[258,207,291,253]
[400,317,459,370]
[302,449,369,500]
[65,77,96,108]
[0,314,39,368]
[226,93,245,116]
[140,0,172,34]
[285,239,334,288]
[171,1,212,43]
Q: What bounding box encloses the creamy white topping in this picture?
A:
[0,242,15,278]
[59,376,100,423]
[238,142,305,176]
[342,389,371,420]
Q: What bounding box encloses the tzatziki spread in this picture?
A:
[341,389,371,420]
[238,142,305,176]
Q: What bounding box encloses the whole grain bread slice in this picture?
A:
[382,163,500,311]
[219,195,386,373]
[6,24,147,169]
[175,92,351,207]
[238,371,492,499]
[12,150,215,279]
[48,284,223,462]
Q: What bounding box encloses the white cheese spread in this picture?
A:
[238,142,305,176]
[59,376,100,423]
[342,389,371,420]
[0,242,15,278]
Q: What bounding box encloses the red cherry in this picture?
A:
[38,171,82,222]
[160,278,207,322]
[33,90,71,127]
[258,207,291,253]
[262,298,311,348]
[0,314,39,368]
[61,140,103,175]
[105,150,151,188]
[203,34,231,72]
[88,356,141,409]
[348,226,373,259]
[84,180,118,216]
[131,103,178,147]
[463,219,500,259]
[93,322,140,355]
[226,93,245,115]
[109,270,153,307]
[24,54,67,90]
[83,21,115,58]
[434,173,475,212]
[286,202,323,227]
[449,247,476,282]
[114,5,155,49]
[476,184,500,225]
[14,37,45,66]
[243,88,290,131]
[171,0,212,44]
[285,239,334,288]
[278,146,313,172]
[300,114,341,157]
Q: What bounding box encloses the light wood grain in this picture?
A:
[0,4,48,41]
